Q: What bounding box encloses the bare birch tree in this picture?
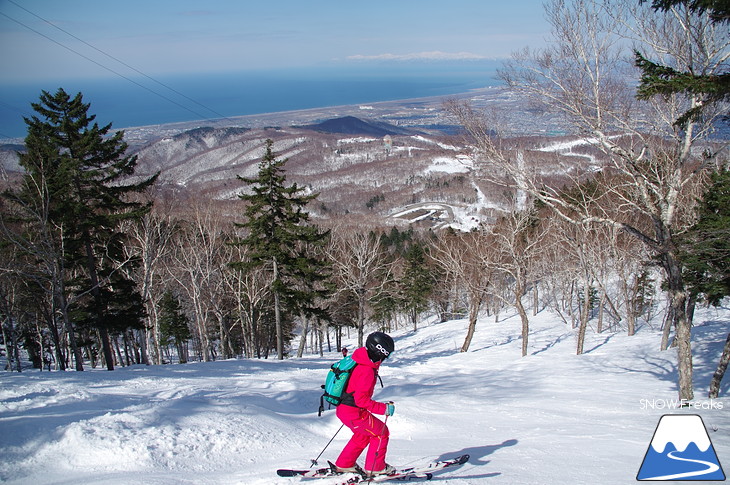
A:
[430,230,495,352]
[1,160,84,370]
[452,0,728,400]
[167,203,227,362]
[490,205,549,356]
[224,243,271,359]
[326,227,391,347]
[123,205,177,365]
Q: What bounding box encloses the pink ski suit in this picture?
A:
[334,346,390,472]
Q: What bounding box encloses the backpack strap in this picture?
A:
[340,367,383,409]
[339,388,356,407]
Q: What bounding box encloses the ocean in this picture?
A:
[0,62,502,140]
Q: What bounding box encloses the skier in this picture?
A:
[334,331,396,477]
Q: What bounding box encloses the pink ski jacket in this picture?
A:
[341,347,387,415]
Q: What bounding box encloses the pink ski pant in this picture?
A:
[335,405,390,472]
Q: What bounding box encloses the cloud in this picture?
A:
[345,51,488,61]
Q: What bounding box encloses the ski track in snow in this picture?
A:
[642,451,721,480]
[0,308,728,484]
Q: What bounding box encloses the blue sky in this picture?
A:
[0,0,550,83]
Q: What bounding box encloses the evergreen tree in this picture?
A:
[678,167,730,398]
[644,0,730,23]
[680,167,730,304]
[18,88,157,370]
[636,0,730,126]
[234,139,330,360]
[399,242,434,331]
[159,291,191,364]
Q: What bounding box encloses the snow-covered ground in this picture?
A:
[424,155,473,175]
[1,308,728,485]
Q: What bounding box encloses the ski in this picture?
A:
[333,470,433,484]
[356,454,468,484]
[277,454,468,483]
[277,461,363,479]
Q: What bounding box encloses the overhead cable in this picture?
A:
[1,5,233,124]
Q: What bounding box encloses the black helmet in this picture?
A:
[366,332,394,362]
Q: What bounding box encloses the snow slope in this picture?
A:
[1,308,728,485]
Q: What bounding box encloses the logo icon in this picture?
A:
[637,414,725,481]
[375,343,390,356]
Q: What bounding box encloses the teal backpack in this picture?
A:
[318,355,357,416]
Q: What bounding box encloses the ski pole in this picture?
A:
[311,423,345,467]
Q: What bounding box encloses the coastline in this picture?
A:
[1,85,513,172]
[2,83,566,147]
[119,85,506,146]
[0,64,505,144]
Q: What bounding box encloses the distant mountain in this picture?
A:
[171,126,250,143]
[2,118,583,231]
[300,116,417,137]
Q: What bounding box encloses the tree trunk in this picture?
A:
[624,276,636,337]
[661,306,674,351]
[663,248,694,401]
[709,333,730,399]
[47,313,66,371]
[687,293,697,324]
[137,328,149,365]
[113,337,124,367]
[59,296,83,371]
[1,319,21,372]
[238,309,248,359]
[357,289,366,348]
[152,307,162,365]
[675,301,694,401]
[273,258,284,360]
[250,303,260,359]
[461,291,482,352]
[576,314,589,355]
[218,314,227,361]
[576,278,591,355]
[627,309,636,337]
[598,292,606,333]
[297,315,309,358]
[515,282,529,357]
